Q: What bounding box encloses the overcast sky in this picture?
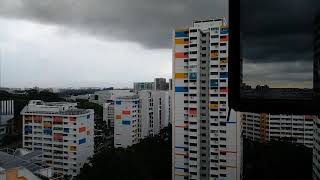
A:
[0,0,318,89]
[241,0,320,88]
[0,0,227,88]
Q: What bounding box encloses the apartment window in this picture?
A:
[201,40,206,43]
[220,50,227,53]
[190,136,197,139]
[211,35,219,38]
[220,43,227,46]
[190,29,197,33]
[190,51,197,54]
[190,58,197,61]
[190,150,197,154]
[190,44,197,48]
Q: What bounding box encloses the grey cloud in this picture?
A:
[0,0,227,48]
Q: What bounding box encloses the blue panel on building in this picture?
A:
[79,138,86,144]
[189,73,197,80]
[175,87,188,93]
[64,128,70,133]
[175,32,188,38]
[220,72,228,79]
[122,120,131,125]
[221,29,229,34]
[43,128,52,135]
[210,80,219,87]
[115,101,121,105]
[25,125,32,131]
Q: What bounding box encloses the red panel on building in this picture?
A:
[53,133,63,141]
[79,127,86,133]
[122,110,131,115]
[69,117,77,122]
[175,52,188,58]
[33,115,42,123]
[53,117,63,123]
[189,108,197,115]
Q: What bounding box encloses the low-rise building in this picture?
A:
[241,112,314,148]
[21,100,94,176]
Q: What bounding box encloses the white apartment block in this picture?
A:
[114,91,171,148]
[90,89,134,106]
[241,112,314,148]
[21,100,94,177]
[114,95,141,148]
[139,90,171,137]
[172,19,242,180]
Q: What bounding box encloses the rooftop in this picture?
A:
[20,100,93,115]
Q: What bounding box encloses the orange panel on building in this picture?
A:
[116,115,122,120]
[175,73,188,79]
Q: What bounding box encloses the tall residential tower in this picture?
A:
[172,19,241,180]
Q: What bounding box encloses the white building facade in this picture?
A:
[172,19,242,180]
[114,91,171,148]
[21,100,94,176]
[114,95,141,148]
[241,112,314,148]
[139,90,171,137]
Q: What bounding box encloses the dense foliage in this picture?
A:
[75,126,172,180]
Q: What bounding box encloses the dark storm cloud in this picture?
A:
[240,0,320,86]
[241,0,320,63]
[0,0,227,48]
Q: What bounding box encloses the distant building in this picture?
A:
[100,90,135,128]
[133,82,154,92]
[114,95,140,148]
[90,89,134,106]
[241,112,314,148]
[103,101,115,128]
[139,90,171,136]
[69,94,91,101]
[172,19,242,180]
[154,78,168,90]
[169,78,173,91]
[114,91,171,148]
[21,100,94,176]
[0,100,14,141]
